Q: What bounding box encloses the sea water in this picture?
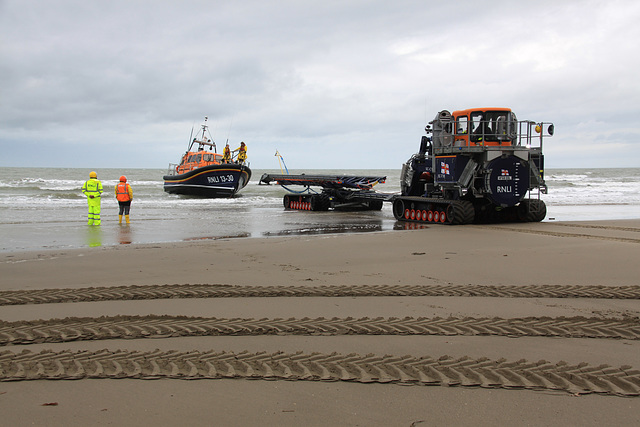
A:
[0,167,638,252]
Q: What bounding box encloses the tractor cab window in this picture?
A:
[470,111,512,143]
[470,112,490,142]
[494,111,518,144]
[456,116,468,135]
[495,114,508,141]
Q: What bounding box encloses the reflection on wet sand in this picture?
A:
[69,212,396,250]
[393,221,430,231]
[118,224,133,245]
[85,227,102,247]
[262,222,383,237]
[183,233,250,242]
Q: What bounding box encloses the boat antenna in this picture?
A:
[226,117,234,142]
[186,122,195,152]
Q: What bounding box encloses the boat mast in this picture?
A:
[197,117,217,153]
[187,117,217,153]
[199,116,209,143]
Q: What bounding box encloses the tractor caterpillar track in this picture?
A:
[392,197,546,225]
[392,197,475,225]
[283,192,384,212]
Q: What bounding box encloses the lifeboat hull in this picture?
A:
[163,164,251,197]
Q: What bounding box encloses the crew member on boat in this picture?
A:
[223,143,231,163]
[233,141,247,164]
[115,175,133,224]
[82,171,103,226]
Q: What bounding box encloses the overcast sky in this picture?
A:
[1,0,639,170]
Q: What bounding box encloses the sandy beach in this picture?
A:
[1,219,639,426]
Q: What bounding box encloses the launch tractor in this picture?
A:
[393,108,554,224]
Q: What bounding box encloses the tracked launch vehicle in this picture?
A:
[259,174,389,211]
[393,108,554,224]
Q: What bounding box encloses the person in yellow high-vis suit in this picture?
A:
[222,143,231,163]
[82,171,103,225]
[232,141,247,164]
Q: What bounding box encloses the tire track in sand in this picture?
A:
[1,284,639,306]
[2,285,638,398]
[1,349,638,396]
[473,224,640,243]
[1,315,639,345]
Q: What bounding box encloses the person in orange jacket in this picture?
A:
[115,175,133,224]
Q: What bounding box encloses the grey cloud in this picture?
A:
[1,0,639,169]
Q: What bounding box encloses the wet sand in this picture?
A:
[1,220,639,426]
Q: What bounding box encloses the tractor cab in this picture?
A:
[453,108,518,146]
[430,107,554,151]
[432,108,518,148]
